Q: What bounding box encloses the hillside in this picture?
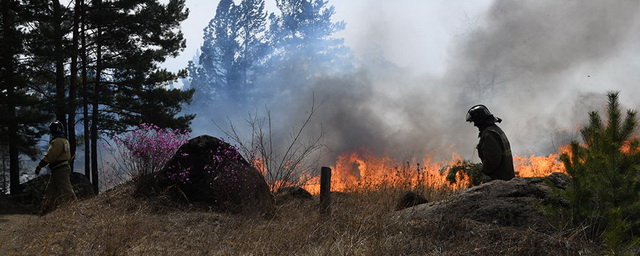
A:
[0,180,596,256]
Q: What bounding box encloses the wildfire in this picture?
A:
[301,146,570,195]
[621,140,640,154]
[251,138,638,196]
[513,145,571,177]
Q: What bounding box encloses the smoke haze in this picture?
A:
[193,0,640,165]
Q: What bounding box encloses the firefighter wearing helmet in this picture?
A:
[34,120,77,214]
[466,105,515,181]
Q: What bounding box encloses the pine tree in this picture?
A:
[558,91,640,252]
[188,0,350,110]
[189,0,273,107]
[0,0,52,194]
[231,0,268,99]
[190,0,238,105]
[92,0,193,132]
[268,0,350,75]
[1,0,194,194]
[83,0,193,191]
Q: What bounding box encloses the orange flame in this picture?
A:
[513,145,570,177]
[255,140,640,194]
[301,147,569,195]
[621,139,640,154]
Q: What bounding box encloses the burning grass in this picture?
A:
[0,179,596,255]
[302,148,567,195]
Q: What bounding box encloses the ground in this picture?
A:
[0,183,597,255]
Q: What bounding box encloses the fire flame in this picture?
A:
[300,146,570,195]
[254,140,639,194]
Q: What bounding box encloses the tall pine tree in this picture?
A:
[188,0,270,106]
[83,0,193,191]
[1,0,194,194]
[189,0,237,105]
[231,0,268,100]
[268,0,350,76]
[0,0,51,194]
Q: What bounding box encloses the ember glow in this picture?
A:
[301,147,568,195]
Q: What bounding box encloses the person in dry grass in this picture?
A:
[466,105,515,181]
[34,120,77,214]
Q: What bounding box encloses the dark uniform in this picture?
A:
[35,121,77,213]
[477,124,515,180]
[467,105,515,181]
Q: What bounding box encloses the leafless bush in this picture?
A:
[217,97,325,192]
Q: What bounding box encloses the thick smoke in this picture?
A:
[199,0,640,166]
[446,0,640,155]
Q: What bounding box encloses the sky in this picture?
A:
[159,0,640,163]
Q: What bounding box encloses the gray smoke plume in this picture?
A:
[283,0,640,163]
[202,0,640,166]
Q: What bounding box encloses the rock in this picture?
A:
[395,173,570,231]
[274,186,313,204]
[159,135,273,214]
[19,172,95,206]
[395,191,428,211]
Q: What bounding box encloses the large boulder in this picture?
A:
[395,173,570,231]
[19,172,95,206]
[159,135,273,214]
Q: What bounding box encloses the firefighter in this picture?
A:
[35,120,77,214]
[466,105,515,181]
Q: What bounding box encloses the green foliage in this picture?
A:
[555,91,640,253]
[94,0,194,134]
[443,160,488,186]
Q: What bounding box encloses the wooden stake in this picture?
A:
[320,166,331,214]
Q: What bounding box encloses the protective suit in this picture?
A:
[467,105,515,181]
[35,121,77,213]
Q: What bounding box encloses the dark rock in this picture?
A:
[274,186,313,204]
[18,172,95,206]
[395,173,571,232]
[546,172,571,189]
[159,135,273,214]
[395,191,428,211]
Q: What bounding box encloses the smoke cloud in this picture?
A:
[197,0,640,165]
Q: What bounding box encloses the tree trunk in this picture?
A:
[52,0,67,126]
[80,0,90,179]
[2,0,22,195]
[91,16,102,194]
[68,0,81,171]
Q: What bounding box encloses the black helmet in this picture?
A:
[49,120,66,137]
[466,105,501,123]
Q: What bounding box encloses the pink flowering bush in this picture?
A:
[106,123,190,189]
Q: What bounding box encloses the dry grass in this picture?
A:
[0,183,597,255]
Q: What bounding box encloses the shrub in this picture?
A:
[106,123,190,191]
[443,160,488,187]
[554,91,640,253]
[217,97,325,192]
